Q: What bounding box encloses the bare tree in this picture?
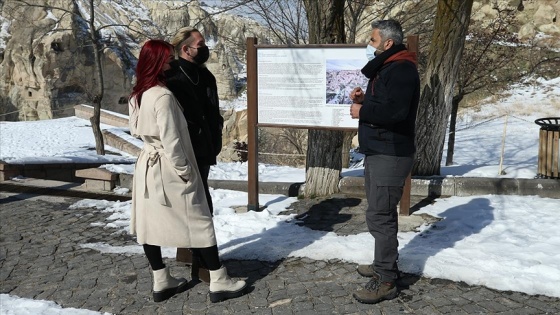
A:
[344,0,437,48]
[241,0,308,44]
[446,6,521,166]
[413,0,474,176]
[344,0,368,43]
[257,127,307,166]
[301,0,346,197]
[278,128,307,155]
[219,0,308,45]
[84,0,105,155]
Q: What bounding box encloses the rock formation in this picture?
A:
[0,0,275,121]
[0,0,148,121]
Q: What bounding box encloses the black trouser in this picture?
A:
[364,154,413,282]
[198,164,213,215]
[144,244,221,271]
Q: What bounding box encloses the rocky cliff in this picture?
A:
[1,0,145,120]
[474,0,560,44]
[0,0,275,121]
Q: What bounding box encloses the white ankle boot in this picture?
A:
[209,266,248,303]
[152,266,188,302]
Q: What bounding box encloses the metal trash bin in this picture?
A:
[535,117,560,179]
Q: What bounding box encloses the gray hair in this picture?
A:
[371,19,403,45]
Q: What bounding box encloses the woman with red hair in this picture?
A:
[129,39,247,303]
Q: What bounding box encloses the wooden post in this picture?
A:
[246,37,259,211]
[399,34,419,216]
[498,115,509,175]
[539,129,546,177]
[400,175,411,216]
[553,130,559,178]
[407,35,419,55]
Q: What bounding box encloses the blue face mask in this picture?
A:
[366,45,377,61]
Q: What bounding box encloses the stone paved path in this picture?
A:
[1,191,559,314]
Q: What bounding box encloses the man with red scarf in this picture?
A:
[350,19,420,304]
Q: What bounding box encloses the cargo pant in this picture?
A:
[364,154,414,282]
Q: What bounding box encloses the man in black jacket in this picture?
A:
[349,19,420,304]
[166,27,223,214]
[166,27,224,280]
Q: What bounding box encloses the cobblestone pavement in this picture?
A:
[1,191,560,314]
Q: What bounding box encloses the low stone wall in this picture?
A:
[74,104,141,157]
[102,130,141,157]
[112,174,560,199]
[0,162,112,182]
[74,104,129,128]
[339,176,560,199]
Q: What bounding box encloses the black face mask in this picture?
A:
[193,46,209,65]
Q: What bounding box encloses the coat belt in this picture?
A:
[140,144,168,206]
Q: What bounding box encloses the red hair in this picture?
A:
[130,39,173,106]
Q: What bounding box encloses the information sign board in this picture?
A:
[257,47,368,129]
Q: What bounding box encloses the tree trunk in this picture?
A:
[302,0,346,197]
[303,0,345,44]
[445,94,463,166]
[341,130,355,168]
[305,130,344,196]
[413,0,473,175]
[90,98,104,155]
[87,0,105,155]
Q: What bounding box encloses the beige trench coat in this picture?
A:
[128,85,216,248]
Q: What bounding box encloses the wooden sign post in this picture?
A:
[246,37,259,211]
[399,34,419,216]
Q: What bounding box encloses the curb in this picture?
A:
[126,174,560,199]
[208,179,304,197]
[0,180,131,202]
[3,174,558,200]
[339,176,560,199]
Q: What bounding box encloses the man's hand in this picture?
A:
[350,87,365,104]
[350,103,362,119]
